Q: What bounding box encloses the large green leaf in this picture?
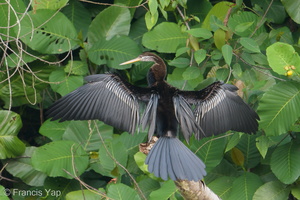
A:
[266,42,300,76]
[107,183,139,200]
[253,181,290,200]
[236,134,261,169]
[31,141,89,178]
[270,141,300,184]
[32,0,68,10]
[258,81,300,136]
[138,177,160,198]
[5,147,47,186]
[87,36,141,69]
[62,0,91,38]
[191,136,226,171]
[63,121,113,152]
[17,10,78,54]
[142,22,188,53]
[0,111,25,159]
[281,0,300,24]
[228,172,263,200]
[49,69,84,96]
[88,6,131,43]
[222,44,233,66]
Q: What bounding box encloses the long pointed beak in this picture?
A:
[120,57,141,65]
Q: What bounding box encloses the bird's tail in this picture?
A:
[145,137,206,181]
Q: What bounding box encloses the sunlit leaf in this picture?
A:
[149,180,176,200]
[266,42,300,76]
[281,0,300,24]
[208,176,235,199]
[240,37,261,53]
[142,22,188,53]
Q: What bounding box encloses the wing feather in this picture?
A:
[47,74,151,134]
[178,81,259,138]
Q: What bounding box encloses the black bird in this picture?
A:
[47,52,259,181]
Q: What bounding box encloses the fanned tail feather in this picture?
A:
[145,137,206,181]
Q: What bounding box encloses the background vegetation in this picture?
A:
[0,0,300,199]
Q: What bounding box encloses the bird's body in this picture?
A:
[47,52,259,181]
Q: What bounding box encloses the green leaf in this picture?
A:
[150,180,177,200]
[258,81,300,136]
[253,181,290,200]
[236,134,261,169]
[271,141,300,184]
[66,190,102,200]
[31,141,89,179]
[32,0,68,10]
[39,119,70,141]
[201,1,234,30]
[62,0,91,38]
[49,69,83,96]
[281,0,300,24]
[138,177,160,198]
[0,111,25,159]
[134,152,149,174]
[182,66,201,80]
[64,60,89,76]
[145,11,159,30]
[63,121,113,152]
[225,132,242,152]
[87,36,141,69]
[98,140,128,176]
[214,29,226,50]
[216,68,230,81]
[17,10,78,54]
[88,6,131,43]
[228,11,266,37]
[0,0,26,40]
[142,22,188,53]
[240,37,261,53]
[228,172,263,200]
[266,42,300,75]
[191,136,226,171]
[107,183,139,200]
[5,147,47,186]
[235,21,254,33]
[208,176,235,199]
[186,28,212,39]
[194,49,207,64]
[256,135,270,158]
[252,0,286,24]
[168,57,190,68]
[222,44,233,66]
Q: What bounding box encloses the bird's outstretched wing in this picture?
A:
[47,73,152,134]
[178,81,259,139]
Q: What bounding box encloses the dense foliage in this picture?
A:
[0,0,300,199]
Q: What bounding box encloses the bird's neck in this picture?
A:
[148,61,166,86]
